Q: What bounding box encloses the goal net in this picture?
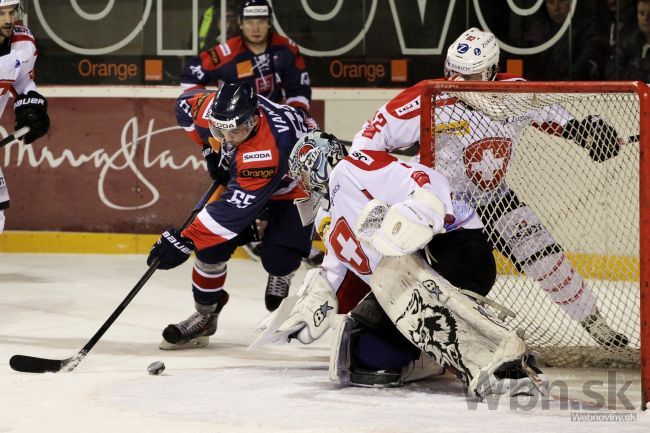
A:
[419,80,649,400]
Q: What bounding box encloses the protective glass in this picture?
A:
[209,116,256,144]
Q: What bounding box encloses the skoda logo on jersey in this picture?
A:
[243,150,272,162]
[474,48,481,56]
[457,43,469,54]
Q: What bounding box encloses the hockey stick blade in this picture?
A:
[9,353,84,373]
[9,180,220,373]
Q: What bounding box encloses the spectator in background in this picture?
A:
[605,0,650,80]
[181,0,311,113]
[197,0,239,51]
[524,0,609,80]
[606,0,636,48]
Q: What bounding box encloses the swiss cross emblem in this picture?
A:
[463,138,512,190]
[330,218,371,275]
[411,170,431,187]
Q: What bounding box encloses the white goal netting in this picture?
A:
[425,86,642,367]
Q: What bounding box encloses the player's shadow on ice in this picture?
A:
[0,272,49,283]
[0,335,329,363]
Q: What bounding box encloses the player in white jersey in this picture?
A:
[350,27,627,348]
[253,130,547,397]
[0,0,50,233]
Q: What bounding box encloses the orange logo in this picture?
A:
[236,60,254,78]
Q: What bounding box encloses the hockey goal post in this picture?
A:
[419,80,650,408]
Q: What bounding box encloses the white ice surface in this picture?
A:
[1,253,649,433]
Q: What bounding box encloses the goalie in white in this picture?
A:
[255,130,547,398]
[350,27,628,348]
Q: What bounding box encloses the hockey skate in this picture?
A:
[159,293,229,350]
[265,272,295,311]
[480,355,549,398]
[580,308,629,348]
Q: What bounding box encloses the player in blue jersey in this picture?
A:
[180,0,311,113]
[149,83,314,349]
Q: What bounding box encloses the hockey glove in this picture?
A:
[202,145,229,184]
[562,116,621,162]
[147,228,194,270]
[14,90,50,144]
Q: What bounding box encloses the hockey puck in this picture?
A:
[147,361,165,375]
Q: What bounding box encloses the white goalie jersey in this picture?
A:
[315,148,477,291]
[351,76,574,206]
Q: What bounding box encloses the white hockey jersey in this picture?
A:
[0,25,38,209]
[351,76,573,206]
[316,149,463,291]
[0,25,37,117]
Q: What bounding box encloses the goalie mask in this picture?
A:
[444,27,499,81]
[289,130,347,221]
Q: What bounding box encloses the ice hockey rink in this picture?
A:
[1,253,649,433]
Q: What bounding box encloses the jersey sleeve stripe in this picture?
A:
[182,209,237,250]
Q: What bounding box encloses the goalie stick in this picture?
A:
[0,126,30,149]
[9,180,222,373]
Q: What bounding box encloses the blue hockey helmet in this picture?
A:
[209,83,259,143]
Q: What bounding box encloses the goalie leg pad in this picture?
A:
[370,253,537,397]
[250,268,338,348]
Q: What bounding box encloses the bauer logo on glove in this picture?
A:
[147,228,194,270]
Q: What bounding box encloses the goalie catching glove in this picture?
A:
[14,90,50,144]
[561,115,621,162]
[355,187,447,256]
[147,228,194,270]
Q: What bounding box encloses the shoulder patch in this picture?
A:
[206,47,220,66]
[218,42,232,57]
[191,92,211,121]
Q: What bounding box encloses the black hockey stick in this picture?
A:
[0,126,30,149]
[9,179,221,373]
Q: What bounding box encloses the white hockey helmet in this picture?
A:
[0,0,21,7]
[288,130,347,209]
[444,28,500,81]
